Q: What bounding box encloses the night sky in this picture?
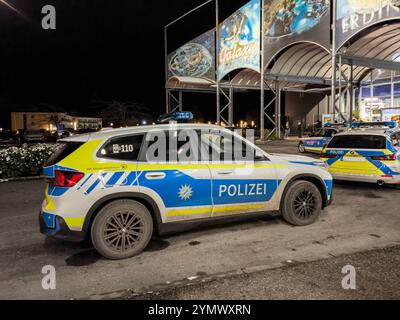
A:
[0,0,266,128]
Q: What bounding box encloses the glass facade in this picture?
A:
[359,80,400,123]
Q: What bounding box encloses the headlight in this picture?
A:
[313,161,328,169]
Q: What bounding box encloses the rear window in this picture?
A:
[45,142,84,166]
[98,135,144,161]
[328,135,386,149]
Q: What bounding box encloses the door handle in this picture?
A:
[145,172,166,180]
[217,170,234,176]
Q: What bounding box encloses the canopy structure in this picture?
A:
[164,0,400,139]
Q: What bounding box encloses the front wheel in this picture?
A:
[298,142,306,153]
[91,199,153,260]
[281,181,322,226]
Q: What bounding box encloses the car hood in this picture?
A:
[271,153,324,166]
[301,137,323,140]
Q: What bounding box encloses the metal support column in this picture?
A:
[229,87,234,126]
[218,88,233,126]
[370,73,374,121]
[349,63,354,124]
[166,90,183,113]
[260,0,266,140]
[391,71,395,109]
[215,0,221,125]
[275,81,281,138]
[338,55,342,115]
[166,89,170,113]
[331,0,337,122]
[179,91,183,112]
[262,80,278,140]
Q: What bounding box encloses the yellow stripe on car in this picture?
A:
[166,207,213,217]
[166,204,265,217]
[64,217,85,229]
[44,186,56,211]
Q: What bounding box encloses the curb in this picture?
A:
[0,176,44,183]
[82,261,291,300]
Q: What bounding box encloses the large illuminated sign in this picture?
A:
[168,29,215,80]
[337,0,400,48]
[217,0,261,81]
[263,0,331,68]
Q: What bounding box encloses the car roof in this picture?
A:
[60,123,227,143]
[333,129,399,138]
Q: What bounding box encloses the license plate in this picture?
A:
[342,156,366,162]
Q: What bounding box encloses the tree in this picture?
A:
[89,99,153,127]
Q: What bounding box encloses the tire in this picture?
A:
[281,181,322,226]
[91,199,153,260]
[298,142,306,153]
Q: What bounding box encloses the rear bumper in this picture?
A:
[39,211,86,242]
[331,173,400,185]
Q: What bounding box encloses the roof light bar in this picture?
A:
[157,112,194,124]
[351,121,398,129]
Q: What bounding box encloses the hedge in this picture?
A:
[0,144,59,179]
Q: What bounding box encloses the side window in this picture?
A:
[98,135,144,161]
[200,131,267,162]
[139,130,200,163]
[391,134,399,147]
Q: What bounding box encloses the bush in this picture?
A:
[0,144,59,179]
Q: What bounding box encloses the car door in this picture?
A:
[137,129,213,223]
[200,129,279,218]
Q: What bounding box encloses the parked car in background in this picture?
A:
[0,130,19,145]
[23,130,45,143]
[321,122,400,187]
[298,127,342,154]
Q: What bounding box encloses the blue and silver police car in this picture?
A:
[321,122,400,187]
[40,114,333,259]
[298,125,345,154]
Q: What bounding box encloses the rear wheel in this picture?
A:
[298,142,306,153]
[281,181,322,226]
[91,199,153,260]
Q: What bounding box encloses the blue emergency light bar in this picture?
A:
[157,111,194,124]
[351,121,398,129]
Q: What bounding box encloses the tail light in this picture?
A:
[321,152,337,159]
[371,154,397,161]
[47,170,84,188]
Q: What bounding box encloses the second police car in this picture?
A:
[40,115,333,260]
[321,122,400,187]
[298,125,345,154]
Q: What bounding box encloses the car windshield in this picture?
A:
[328,135,387,149]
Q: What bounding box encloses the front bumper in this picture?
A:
[39,211,86,242]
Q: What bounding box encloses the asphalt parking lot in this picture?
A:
[0,139,400,299]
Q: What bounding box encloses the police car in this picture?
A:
[321,122,400,187]
[40,117,333,259]
[298,125,344,154]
